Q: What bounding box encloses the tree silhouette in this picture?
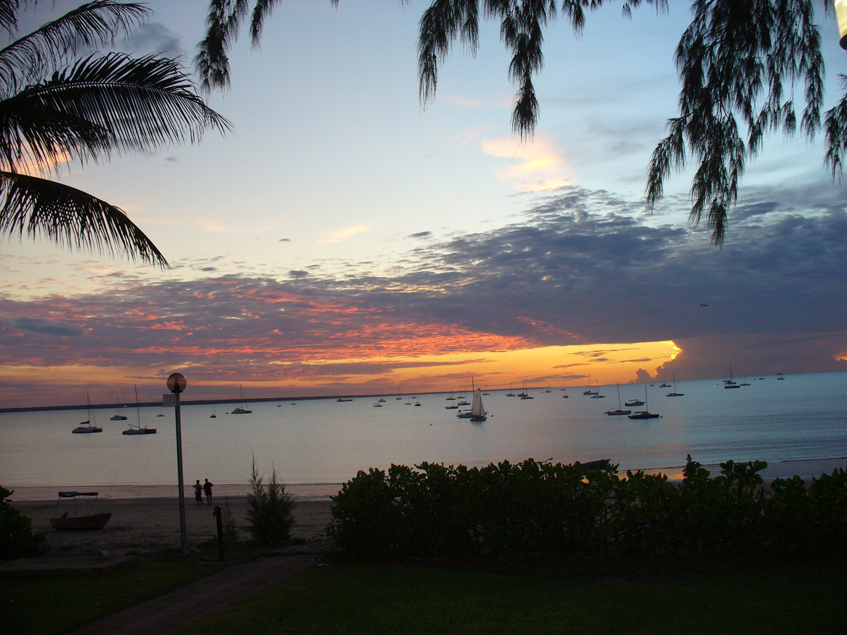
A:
[1,1,232,267]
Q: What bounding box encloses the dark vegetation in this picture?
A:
[243,458,297,547]
[0,486,46,561]
[327,459,847,562]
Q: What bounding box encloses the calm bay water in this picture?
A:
[1,372,845,500]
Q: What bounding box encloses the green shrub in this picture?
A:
[326,459,847,561]
[245,459,296,547]
[0,486,46,561]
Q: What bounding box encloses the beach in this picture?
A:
[11,496,333,555]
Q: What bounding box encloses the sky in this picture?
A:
[1,1,846,408]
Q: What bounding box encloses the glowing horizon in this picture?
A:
[0,340,681,409]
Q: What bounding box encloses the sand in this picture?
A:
[12,496,333,555]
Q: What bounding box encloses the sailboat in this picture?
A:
[627,386,660,419]
[590,381,606,399]
[666,373,684,397]
[605,383,631,416]
[123,386,156,435]
[231,385,252,414]
[583,374,598,396]
[109,395,127,421]
[468,387,487,422]
[724,366,740,389]
[72,394,102,434]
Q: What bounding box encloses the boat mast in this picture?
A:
[135,385,142,430]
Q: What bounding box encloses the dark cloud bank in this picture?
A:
[2,184,845,391]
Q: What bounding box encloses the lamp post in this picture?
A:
[167,372,188,556]
[837,0,847,50]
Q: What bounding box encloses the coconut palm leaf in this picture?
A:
[0,170,168,267]
[0,52,233,176]
[0,1,150,88]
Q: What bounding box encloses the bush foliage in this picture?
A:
[326,459,847,560]
[0,486,46,561]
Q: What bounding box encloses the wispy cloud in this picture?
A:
[318,225,375,244]
[481,136,570,192]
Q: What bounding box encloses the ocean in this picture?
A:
[1,372,845,500]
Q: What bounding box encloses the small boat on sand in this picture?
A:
[50,491,112,530]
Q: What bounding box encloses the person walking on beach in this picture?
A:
[203,478,214,505]
[194,480,203,505]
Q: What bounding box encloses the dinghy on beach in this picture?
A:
[50,491,112,530]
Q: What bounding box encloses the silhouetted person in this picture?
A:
[203,478,214,505]
[194,479,203,505]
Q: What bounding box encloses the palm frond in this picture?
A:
[0,1,151,88]
[0,170,168,267]
[0,53,233,175]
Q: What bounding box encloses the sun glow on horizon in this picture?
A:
[0,340,680,408]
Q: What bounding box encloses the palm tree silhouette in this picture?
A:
[0,1,231,267]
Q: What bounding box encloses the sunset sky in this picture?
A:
[1,1,846,408]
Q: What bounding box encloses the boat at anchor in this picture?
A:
[72,394,102,434]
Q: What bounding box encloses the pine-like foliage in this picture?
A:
[1,1,232,266]
[647,0,827,246]
[245,457,297,547]
[199,0,846,247]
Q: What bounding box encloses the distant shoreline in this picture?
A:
[4,370,842,413]
[6,457,846,502]
[0,392,434,414]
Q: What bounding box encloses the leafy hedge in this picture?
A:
[326,459,847,560]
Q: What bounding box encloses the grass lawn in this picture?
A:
[180,556,847,635]
[1,551,234,635]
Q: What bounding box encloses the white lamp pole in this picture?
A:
[836,0,847,49]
